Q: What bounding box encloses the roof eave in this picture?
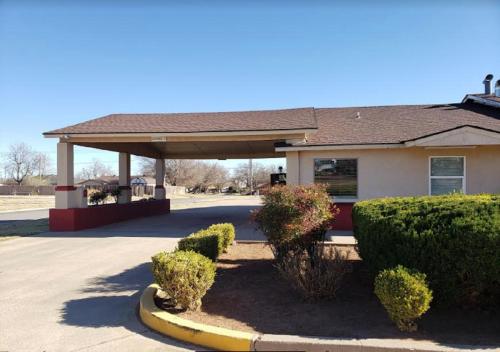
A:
[462,94,500,108]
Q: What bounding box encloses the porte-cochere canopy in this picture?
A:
[43,108,317,159]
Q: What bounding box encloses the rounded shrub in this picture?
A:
[253,184,336,261]
[353,194,500,307]
[207,223,235,251]
[374,266,432,332]
[151,250,216,311]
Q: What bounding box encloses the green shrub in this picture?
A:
[88,190,108,205]
[207,223,235,251]
[178,231,221,261]
[353,194,500,306]
[178,226,227,261]
[151,250,216,311]
[253,184,337,262]
[374,266,432,332]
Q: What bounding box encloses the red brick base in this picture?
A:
[332,203,354,231]
[49,199,170,231]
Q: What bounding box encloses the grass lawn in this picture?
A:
[0,218,49,241]
[0,195,55,212]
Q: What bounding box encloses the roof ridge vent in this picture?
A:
[356,111,361,119]
[483,74,493,94]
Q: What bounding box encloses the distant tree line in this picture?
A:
[1,143,53,185]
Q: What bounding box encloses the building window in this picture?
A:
[314,158,358,198]
[429,156,465,195]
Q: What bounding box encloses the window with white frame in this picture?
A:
[314,158,358,198]
[429,156,465,195]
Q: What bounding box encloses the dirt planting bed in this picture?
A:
[156,242,500,347]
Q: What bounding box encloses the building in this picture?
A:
[44,75,500,231]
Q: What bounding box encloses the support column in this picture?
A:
[154,158,166,199]
[55,142,81,209]
[286,151,300,185]
[118,152,131,203]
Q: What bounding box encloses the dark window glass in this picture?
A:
[314,159,357,198]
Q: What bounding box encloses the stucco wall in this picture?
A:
[286,146,500,201]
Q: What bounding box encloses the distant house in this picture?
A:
[130,176,156,196]
[77,176,119,190]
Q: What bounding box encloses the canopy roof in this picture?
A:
[44,100,500,159]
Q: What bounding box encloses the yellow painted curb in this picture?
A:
[140,284,256,351]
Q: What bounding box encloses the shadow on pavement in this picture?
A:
[60,262,195,349]
[33,205,265,240]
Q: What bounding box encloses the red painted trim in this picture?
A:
[55,186,77,191]
[118,186,131,190]
[155,185,165,189]
[331,203,354,231]
[49,199,170,231]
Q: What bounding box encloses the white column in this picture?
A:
[118,152,131,204]
[154,158,166,199]
[286,151,300,185]
[55,142,81,209]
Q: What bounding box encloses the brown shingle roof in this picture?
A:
[43,107,317,135]
[43,102,500,146]
[305,102,500,146]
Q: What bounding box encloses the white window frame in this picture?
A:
[428,156,466,195]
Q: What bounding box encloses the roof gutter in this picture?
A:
[43,128,318,139]
[275,143,404,152]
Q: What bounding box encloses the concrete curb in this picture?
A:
[254,334,495,352]
[140,284,497,352]
[139,284,257,351]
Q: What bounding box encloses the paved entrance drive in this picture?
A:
[0,196,262,352]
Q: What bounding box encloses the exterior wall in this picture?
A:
[293,145,500,200]
[287,146,500,230]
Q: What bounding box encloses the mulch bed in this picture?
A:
[157,242,500,346]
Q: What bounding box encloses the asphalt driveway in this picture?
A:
[0,197,263,352]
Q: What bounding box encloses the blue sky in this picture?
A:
[1,0,499,175]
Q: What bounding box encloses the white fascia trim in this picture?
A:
[275,143,403,152]
[462,94,500,108]
[44,129,317,139]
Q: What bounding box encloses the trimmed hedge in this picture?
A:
[207,223,235,251]
[353,194,500,307]
[178,232,220,261]
[151,250,216,310]
[177,223,236,261]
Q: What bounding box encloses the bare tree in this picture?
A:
[232,161,281,190]
[78,158,113,180]
[165,160,198,186]
[3,143,36,185]
[138,157,155,177]
[33,152,53,179]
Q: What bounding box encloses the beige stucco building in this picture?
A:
[43,76,500,231]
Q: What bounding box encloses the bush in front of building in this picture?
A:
[374,265,432,332]
[352,194,500,307]
[253,184,337,262]
[151,250,216,311]
[207,223,235,251]
[177,230,222,261]
[88,190,108,205]
[276,244,352,301]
